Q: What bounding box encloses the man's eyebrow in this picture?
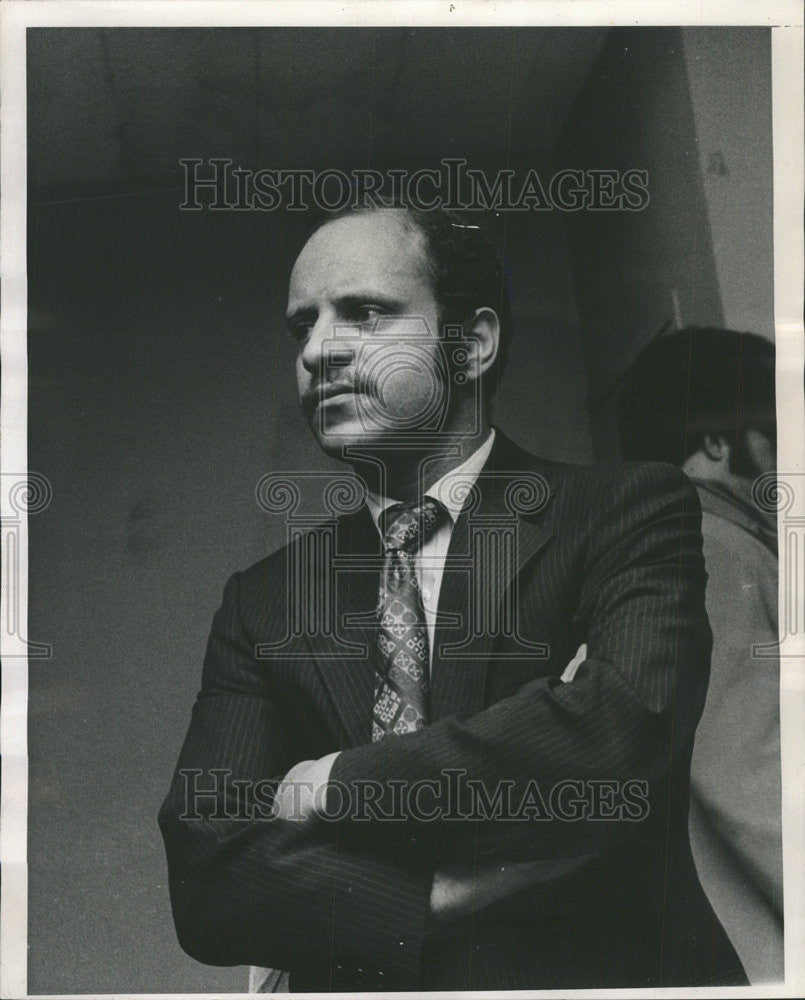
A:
[334,293,406,312]
[285,293,408,329]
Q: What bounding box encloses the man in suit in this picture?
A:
[159,206,744,990]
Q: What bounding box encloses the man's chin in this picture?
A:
[309,421,422,463]
[308,419,376,459]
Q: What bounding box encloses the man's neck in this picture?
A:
[353,426,493,502]
[682,453,759,497]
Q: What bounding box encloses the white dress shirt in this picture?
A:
[365,430,495,670]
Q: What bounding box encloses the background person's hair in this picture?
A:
[300,204,514,396]
[617,327,776,468]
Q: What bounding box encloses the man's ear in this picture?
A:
[702,434,731,463]
[463,307,500,382]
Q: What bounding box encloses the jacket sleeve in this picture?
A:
[323,462,712,862]
[158,571,432,988]
[689,520,783,918]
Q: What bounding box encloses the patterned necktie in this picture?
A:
[372,498,444,742]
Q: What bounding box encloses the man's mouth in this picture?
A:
[310,384,355,405]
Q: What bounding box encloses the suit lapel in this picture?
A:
[304,505,380,746]
[303,434,557,741]
[431,435,555,721]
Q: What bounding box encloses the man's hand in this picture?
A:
[430,860,544,924]
[273,752,340,822]
[430,853,597,925]
[561,642,587,683]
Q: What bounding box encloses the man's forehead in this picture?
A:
[288,211,429,302]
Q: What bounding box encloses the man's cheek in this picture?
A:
[360,345,446,428]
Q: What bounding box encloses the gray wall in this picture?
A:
[558,27,772,458]
[681,27,774,339]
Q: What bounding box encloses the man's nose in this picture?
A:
[300,317,357,375]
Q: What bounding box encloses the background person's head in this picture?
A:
[286,205,511,463]
[618,327,776,484]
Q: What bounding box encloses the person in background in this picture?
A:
[618,327,782,983]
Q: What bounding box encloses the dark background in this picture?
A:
[27,26,773,993]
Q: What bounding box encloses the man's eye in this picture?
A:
[351,305,386,325]
[288,321,313,342]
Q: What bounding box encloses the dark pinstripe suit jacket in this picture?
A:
[159,432,745,991]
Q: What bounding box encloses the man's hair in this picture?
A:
[301,205,514,395]
[618,327,776,467]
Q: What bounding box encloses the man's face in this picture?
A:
[734,426,776,479]
[286,211,449,459]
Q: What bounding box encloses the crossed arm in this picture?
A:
[158,463,711,984]
[273,749,569,923]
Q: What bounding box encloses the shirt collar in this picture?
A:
[365,429,496,533]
